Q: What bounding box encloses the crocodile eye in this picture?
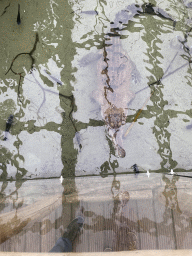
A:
[118,122,122,127]
[111,122,114,128]
[101,69,107,74]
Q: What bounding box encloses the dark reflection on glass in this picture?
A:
[83,191,137,251]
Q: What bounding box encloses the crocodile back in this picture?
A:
[95,6,143,157]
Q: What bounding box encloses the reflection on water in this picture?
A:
[1,0,192,252]
[1,0,192,179]
[0,174,192,251]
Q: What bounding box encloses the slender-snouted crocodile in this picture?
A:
[96,3,175,158]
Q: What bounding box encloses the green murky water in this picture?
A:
[1,0,192,252]
[1,0,192,180]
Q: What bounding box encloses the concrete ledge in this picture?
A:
[0,250,192,255]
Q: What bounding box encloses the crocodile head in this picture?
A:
[104,106,126,158]
[104,106,126,130]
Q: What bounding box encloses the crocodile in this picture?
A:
[79,4,174,158]
[96,3,174,158]
[97,31,135,158]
